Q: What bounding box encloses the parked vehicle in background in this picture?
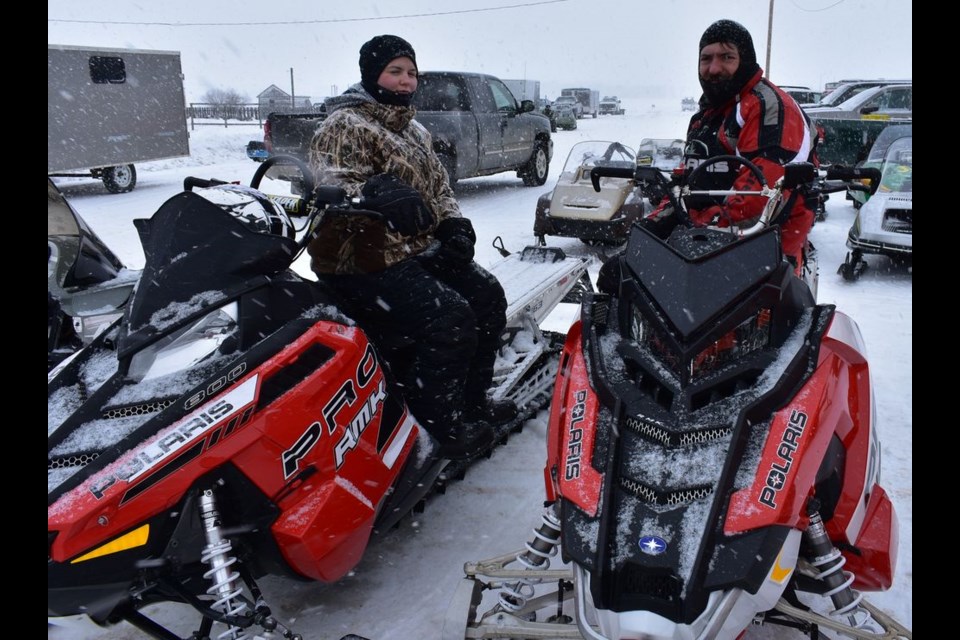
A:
[48,178,137,370]
[814,79,911,109]
[823,77,910,94]
[847,123,912,209]
[245,140,270,162]
[779,85,822,105]
[47,44,190,193]
[553,95,583,118]
[262,71,553,187]
[560,87,600,118]
[806,83,912,120]
[814,118,897,166]
[598,96,624,115]
[533,138,683,246]
[838,132,912,281]
[681,96,697,111]
[553,103,578,131]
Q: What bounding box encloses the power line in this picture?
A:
[49,0,570,27]
[787,0,848,12]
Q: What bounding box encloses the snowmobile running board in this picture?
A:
[485,245,590,411]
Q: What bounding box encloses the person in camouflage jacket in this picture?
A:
[307,35,516,460]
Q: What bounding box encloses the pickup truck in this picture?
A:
[263,71,553,187]
[813,117,908,166]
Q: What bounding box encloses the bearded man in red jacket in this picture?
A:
[650,19,819,269]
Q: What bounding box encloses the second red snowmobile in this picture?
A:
[445,158,910,639]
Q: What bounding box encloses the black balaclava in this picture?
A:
[359,35,418,107]
[698,19,761,107]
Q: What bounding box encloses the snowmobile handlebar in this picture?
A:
[824,165,882,195]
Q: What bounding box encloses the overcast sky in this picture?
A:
[48,0,912,105]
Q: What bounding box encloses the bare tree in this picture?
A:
[200,88,251,122]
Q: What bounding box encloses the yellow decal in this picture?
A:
[770,549,794,583]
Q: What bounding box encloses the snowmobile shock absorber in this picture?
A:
[199,488,253,640]
[804,500,881,632]
[497,506,563,612]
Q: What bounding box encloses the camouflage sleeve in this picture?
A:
[308,115,370,199]
[409,121,462,222]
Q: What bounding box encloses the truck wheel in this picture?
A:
[521,141,549,187]
[102,164,137,193]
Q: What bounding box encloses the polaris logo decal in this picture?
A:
[90,376,258,500]
[639,535,667,555]
[759,409,808,509]
[564,390,587,480]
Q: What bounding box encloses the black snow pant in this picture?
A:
[318,256,507,432]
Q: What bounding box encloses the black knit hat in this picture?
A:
[359,35,417,95]
[697,19,761,107]
[698,19,757,66]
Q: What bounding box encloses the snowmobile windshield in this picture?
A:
[878,137,912,194]
[127,302,239,382]
[636,138,685,170]
[560,141,637,178]
[118,191,299,359]
[48,178,125,288]
[622,225,785,338]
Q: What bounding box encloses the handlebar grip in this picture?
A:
[590,165,635,192]
[183,176,230,191]
[824,166,883,195]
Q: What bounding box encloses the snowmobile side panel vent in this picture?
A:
[49,452,99,471]
[619,476,713,506]
[258,342,335,409]
[103,398,176,420]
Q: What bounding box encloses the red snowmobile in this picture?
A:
[47,156,591,639]
[445,159,911,639]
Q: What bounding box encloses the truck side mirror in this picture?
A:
[519,100,535,114]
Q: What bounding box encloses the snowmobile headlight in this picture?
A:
[128,303,239,382]
[690,309,771,379]
[629,307,771,380]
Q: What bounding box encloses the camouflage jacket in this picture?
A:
[307,85,461,274]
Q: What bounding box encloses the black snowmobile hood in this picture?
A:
[621,225,783,339]
[118,191,299,358]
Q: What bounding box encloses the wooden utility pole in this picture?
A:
[290,68,295,107]
[765,0,774,79]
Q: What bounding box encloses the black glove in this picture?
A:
[434,217,476,264]
[360,173,433,237]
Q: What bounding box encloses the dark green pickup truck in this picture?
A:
[813,117,910,166]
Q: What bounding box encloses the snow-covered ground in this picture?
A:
[48,104,911,639]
